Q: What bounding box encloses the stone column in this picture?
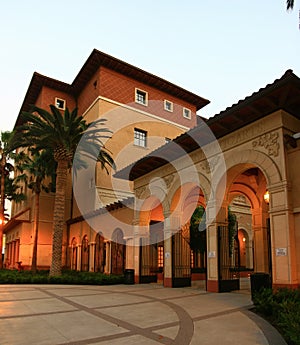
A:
[124,236,134,270]
[269,183,298,288]
[252,208,269,273]
[132,219,149,283]
[77,244,82,271]
[246,232,254,269]
[89,242,95,272]
[163,211,181,287]
[104,241,110,274]
[206,201,227,292]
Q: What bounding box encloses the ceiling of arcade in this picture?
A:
[228,168,267,210]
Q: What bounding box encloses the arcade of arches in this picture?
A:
[66,111,300,292]
[123,164,273,292]
[64,73,300,292]
[122,108,300,292]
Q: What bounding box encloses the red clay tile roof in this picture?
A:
[16,49,209,126]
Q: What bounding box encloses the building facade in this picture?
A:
[3,49,208,272]
[116,69,300,291]
[4,52,300,293]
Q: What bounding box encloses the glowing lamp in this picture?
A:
[264,190,270,204]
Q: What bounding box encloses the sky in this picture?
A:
[0,1,299,132]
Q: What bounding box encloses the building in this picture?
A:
[3,49,208,272]
[116,69,300,291]
[4,51,300,293]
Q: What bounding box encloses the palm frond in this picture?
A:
[287,0,294,10]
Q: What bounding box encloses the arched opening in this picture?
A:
[226,166,271,290]
[70,237,77,271]
[81,235,89,272]
[111,229,125,275]
[229,196,253,271]
[139,196,164,283]
[170,184,207,288]
[94,232,106,273]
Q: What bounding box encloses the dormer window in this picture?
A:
[55,97,66,110]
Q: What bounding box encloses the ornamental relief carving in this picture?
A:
[135,186,148,198]
[136,174,174,199]
[252,131,279,157]
[201,156,220,174]
[221,121,266,151]
[164,174,174,188]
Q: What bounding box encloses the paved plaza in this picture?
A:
[0,283,287,345]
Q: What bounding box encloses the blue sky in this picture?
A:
[0,1,299,132]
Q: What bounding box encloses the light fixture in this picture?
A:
[242,237,246,242]
[264,190,270,204]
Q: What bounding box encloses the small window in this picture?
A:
[164,100,173,112]
[55,97,66,110]
[135,88,148,106]
[183,107,191,119]
[134,128,147,147]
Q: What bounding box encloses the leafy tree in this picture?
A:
[190,206,237,257]
[0,131,18,268]
[10,105,114,276]
[190,206,206,254]
[228,207,237,256]
[286,0,294,10]
[14,149,56,273]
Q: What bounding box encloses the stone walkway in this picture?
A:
[0,284,287,345]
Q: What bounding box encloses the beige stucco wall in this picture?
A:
[286,124,300,282]
[133,110,300,288]
[72,97,189,218]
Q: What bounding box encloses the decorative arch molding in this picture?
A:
[111,228,125,242]
[93,231,105,242]
[70,236,78,246]
[228,184,260,209]
[238,226,252,241]
[137,196,165,225]
[168,172,211,211]
[225,149,282,187]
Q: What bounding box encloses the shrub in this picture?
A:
[0,269,125,286]
[253,287,300,345]
[252,288,275,317]
[277,299,300,344]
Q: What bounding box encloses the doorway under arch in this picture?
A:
[226,166,272,287]
[94,232,106,273]
[111,229,126,275]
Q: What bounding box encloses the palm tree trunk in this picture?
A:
[0,154,6,269]
[49,159,69,276]
[31,191,40,273]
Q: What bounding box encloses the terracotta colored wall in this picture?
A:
[76,66,199,128]
[98,67,198,127]
[76,69,101,115]
[35,86,76,111]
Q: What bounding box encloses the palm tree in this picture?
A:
[15,149,56,273]
[0,131,15,268]
[287,0,294,10]
[10,105,114,276]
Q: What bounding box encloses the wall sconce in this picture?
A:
[264,190,270,204]
[242,237,246,242]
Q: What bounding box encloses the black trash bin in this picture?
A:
[250,272,271,300]
[124,269,135,285]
